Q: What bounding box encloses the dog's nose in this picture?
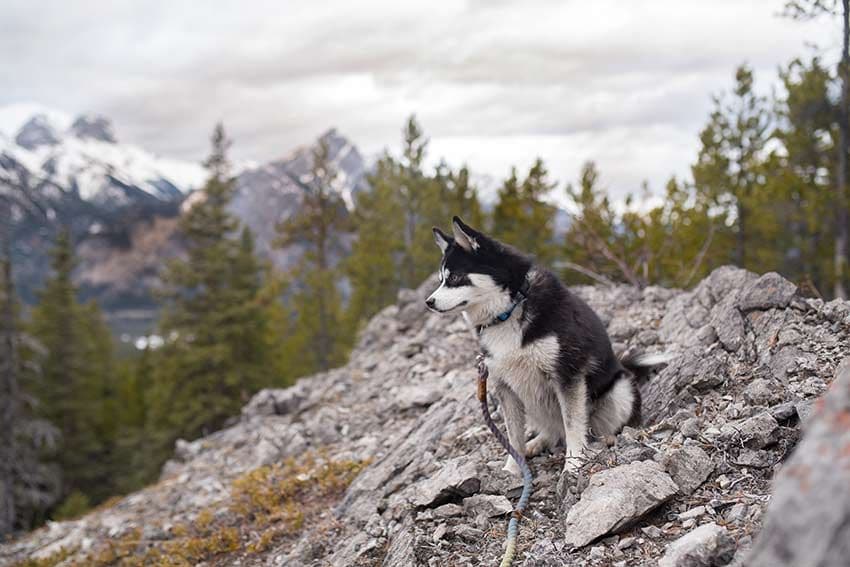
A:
[425,298,435,309]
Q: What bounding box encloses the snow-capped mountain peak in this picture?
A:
[15,114,61,150]
[0,104,206,205]
[69,114,117,143]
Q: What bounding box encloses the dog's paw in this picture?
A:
[562,450,585,474]
[502,457,521,477]
[525,434,553,457]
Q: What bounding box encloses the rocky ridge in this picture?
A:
[2,266,850,566]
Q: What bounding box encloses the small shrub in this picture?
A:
[53,490,91,521]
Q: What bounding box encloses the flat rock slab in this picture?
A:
[411,458,480,508]
[564,460,679,548]
[658,522,735,567]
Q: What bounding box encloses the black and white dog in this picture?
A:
[426,216,670,475]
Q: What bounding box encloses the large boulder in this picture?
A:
[746,358,850,567]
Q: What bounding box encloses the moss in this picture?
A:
[11,546,76,567]
[229,452,368,554]
[43,452,369,566]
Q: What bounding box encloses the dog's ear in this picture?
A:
[451,216,479,252]
[433,227,451,253]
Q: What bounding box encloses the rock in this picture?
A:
[678,505,706,520]
[432,523,448,542]
[738,272,798,312]
[659,522,735,567]
[733,449,774,469]
[795,400,816,426]
[564,461,678,548]
[720,412,780,449]
[241,385,307,419]
[742,378,780,406]
[394,384,442,409]
[661,445,714,495]
[746,359,850,567]
[769,402,797,422]
[432,503,463,519]
[725,503,749,524]
[462,494,512,518]
[617,536,636,550]
[588,545,606,562]
[383,523,416,567]
[680,417,702,439]
[411,458,480,507]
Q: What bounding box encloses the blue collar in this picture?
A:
[477,280,530,333]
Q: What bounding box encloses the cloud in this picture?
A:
[0,0,838,199]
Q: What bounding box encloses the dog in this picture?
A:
[426,216,670,475]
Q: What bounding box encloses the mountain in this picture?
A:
[0,105,366,339]
[230,128,367,268]
[2,267,849,566]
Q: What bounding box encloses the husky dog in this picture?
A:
[426,217,670,475]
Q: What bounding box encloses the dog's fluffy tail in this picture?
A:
[619,351,674,427]
[622,352,676,371]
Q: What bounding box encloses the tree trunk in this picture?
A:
[835,0,850,299]
[736,201,746,268]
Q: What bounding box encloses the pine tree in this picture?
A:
[783,0,850,297]
[492,167,523,242]
[345,155,405,330]
[0,238,60,533]
[774,58,836,293]
[692,64,772,270]
[0,198,16,535]
[28,230,114,505]
[447,165,485,230]
[492,159,557,263]
[150,124,270,460]
[277,138,352,373]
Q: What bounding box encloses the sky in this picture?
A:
[0,0,839,205]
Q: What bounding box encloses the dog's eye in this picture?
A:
[448,273,463,284]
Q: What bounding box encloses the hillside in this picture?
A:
[2,266,849,566]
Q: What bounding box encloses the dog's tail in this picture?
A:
[619,351,674,426]
[621,352,675,377]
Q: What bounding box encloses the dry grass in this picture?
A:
[13,452,370,567]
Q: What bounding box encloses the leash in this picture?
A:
[476,353,533,567]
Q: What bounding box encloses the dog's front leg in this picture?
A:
[494,385,526,476]
[555,379,589,473]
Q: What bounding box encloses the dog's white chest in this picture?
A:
[480,323,560,404]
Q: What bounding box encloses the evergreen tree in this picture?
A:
[150,124,270,460]
[492,159,557,263]
[397,115,451,288]
[774,58,836,293]
[692,64,771,270]
[783,0,850,297]
[447,165,485,229]
[28,230,114,505]
[345,156,405,330]
[277,138,352,373]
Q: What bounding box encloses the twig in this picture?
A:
[681,224,716,287]
[552,261,615,287]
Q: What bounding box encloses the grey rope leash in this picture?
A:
[476,353,533,567]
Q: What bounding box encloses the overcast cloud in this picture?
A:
[0,0,839,203]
